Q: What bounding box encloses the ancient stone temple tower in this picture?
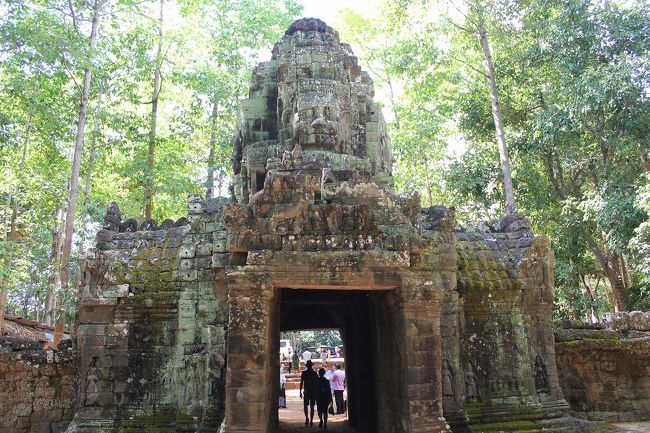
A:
[72,18,568,433]
[232,17,393,202]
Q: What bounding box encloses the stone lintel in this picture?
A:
[245,249,410,268]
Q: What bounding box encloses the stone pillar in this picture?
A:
[400,271,449,433]
[225,271,276,433]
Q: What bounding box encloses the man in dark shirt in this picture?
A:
[300,359,319,426]
[316,368,333,429]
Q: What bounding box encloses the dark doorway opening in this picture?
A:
[275,288,402,433]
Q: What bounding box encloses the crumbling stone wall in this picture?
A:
[0,338,76,433]
[72,198,229,432]
[419,210,569,428]
[555,312,650,422]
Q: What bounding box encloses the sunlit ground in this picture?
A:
[279,389,356,432]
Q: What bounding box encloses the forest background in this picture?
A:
[0,0,648,331]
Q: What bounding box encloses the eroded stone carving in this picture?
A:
[233,17,393,203]
[84,357,101,407]
[443,358,456,400]
[534,355,550,394]
[465,362,479,401]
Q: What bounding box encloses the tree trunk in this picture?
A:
[144,0,164,219]
[83,89,102,210]
[206,100,218,199]
[619,254,630,290]
[70,88,103,296]
[1,99,33,333]
[0,259,7,335]
[57,0,102,342]
[45,208,63,325]
[423,154,433,207]
[476,3,516,214]
[387,77,400,130]
[1,196,21,334]
[579,273,599,323]
[588,236,629,311]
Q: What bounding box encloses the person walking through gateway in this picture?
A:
[300,359,319,426]
[330,364,346,414]
[302,347,312,362]
[316,368,333,429]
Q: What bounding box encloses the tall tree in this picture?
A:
[474,1,516,214]
[45,208,63,325]
[143,0,164,219]
[0,0,302,322]
[57,0,104,339]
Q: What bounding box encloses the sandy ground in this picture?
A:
[278,389,357,432]
[611,422,650,432]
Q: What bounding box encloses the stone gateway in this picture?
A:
[69,18,570,433]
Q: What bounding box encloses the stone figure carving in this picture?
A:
[464,362,479,401]
[291,143,303,163]
[534,355,550,394]
[281,149,292,168]
[506,376,518,393]
[281,143,303,169]
[442,358,456,400]
[207,353,226,397]
[84,357,101,407]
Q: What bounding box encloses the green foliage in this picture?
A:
[2,0,648,324]
[290,330,343,351]
[0,0,301,320]
[629,176,650,307]
[340,0,650,319]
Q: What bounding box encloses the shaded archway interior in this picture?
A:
[277,288,406,433]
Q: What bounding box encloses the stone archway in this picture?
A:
[278,288,392,432]
[223,251,448,433]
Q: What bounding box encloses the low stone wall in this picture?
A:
[0,337,76,433]
[555,311,650,422]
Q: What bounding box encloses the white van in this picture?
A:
[279,339,293,359]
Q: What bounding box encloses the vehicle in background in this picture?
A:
[319,345,335,357]
[279,339,293,359]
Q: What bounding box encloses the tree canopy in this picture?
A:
[0,0,648,327]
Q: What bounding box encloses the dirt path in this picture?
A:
[279,389,357,433]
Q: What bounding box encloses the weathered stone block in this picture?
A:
[211,253,229,268]
[179,245,196,259]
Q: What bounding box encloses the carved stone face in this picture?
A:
[281,92,352,153]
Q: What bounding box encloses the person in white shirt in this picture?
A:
[324,364,335,381]
[330,364,346,414]
[302,348,312,362]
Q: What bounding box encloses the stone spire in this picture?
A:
[233,17,393,203]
